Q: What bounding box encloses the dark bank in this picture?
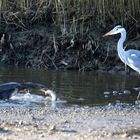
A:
[0,0,140,72]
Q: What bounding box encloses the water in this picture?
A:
[0,67,140,106]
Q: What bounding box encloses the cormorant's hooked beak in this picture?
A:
[39,88,57,102]
[39,88,48,95]
[103,31,113,37]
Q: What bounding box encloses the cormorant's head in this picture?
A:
[40,88,57,101]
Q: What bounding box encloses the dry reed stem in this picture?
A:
[0,0,140,33]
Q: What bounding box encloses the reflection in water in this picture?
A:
[0,67,139,106]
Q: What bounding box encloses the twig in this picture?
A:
[31,0,43,21]
[103,45,109,63]
[46,54,58,70]
[53,34,58,53]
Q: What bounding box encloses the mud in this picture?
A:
[1,25,140,72]
[0,101,140,140]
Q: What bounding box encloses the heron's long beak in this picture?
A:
[103,31,112,37]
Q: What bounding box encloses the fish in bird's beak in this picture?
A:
[103,31,113,37]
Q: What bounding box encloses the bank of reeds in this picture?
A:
[0,0,140,70]
[0,0,140,33]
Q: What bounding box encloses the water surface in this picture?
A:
[0,67,139,106]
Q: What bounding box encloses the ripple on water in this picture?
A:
[0,93,46,107]
[0,68,139,106]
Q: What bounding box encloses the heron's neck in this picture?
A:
[117,31,126,63]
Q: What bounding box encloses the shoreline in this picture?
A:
[0,25,139,72]
[0,102,140,140]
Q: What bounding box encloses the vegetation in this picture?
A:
[1,0,140,30]
[0,0,140,71]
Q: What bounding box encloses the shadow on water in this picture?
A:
[0,67,139,106]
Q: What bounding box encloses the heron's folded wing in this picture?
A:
[127,50,140,68]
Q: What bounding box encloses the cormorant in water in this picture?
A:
[0,82,56,100]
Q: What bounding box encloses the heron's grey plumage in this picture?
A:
[103,25,140,74]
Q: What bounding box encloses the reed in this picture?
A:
[0,0,140,32]
[0,0,140,70]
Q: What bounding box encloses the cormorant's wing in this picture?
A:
[21,82,48,90]
[0,82,22,91]
[0,82,49,100]
[0,90,15,99]
[0,82,22,99]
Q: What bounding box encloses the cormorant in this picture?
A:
[0,82,55,100]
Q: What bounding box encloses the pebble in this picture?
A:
[104,91,111,95]
[77,98,85,101]
[112,91,118,95]
[63,120,69,123]
[120,132,127,138]
[118,92,123,95]
[123,90,131,95]
[39,133,45,138]
[133,87,140,91]
[104,95,109,98]
[18,120,23,125]
[49,125,56,132]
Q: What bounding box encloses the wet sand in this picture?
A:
[0,101,140,140]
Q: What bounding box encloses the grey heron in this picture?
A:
[103,25,140,99]
[103,25,140,74]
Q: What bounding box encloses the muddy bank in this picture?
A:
[0,25,140,72]
[0,102,140,140]
[0,26,110,71]
[1,0,140,72]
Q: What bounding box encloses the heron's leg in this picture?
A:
[125,63,129,74]
[125,63,130,75]
[125,63,127,72]
[137,91,140,100]
[138,72,140,78]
